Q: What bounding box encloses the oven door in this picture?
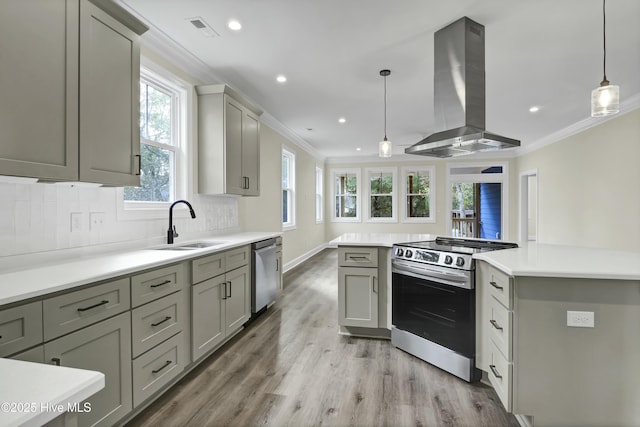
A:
[392,262,475,357]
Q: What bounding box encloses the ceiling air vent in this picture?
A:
[187,17,219,38]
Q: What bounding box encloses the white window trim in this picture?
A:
[364,167,397,223]
[282,147,296,231]
[330,168,361,223]
[401,165,436,224]
[315,166,324,224]
[116,60,191,221]
[445,162,510,240]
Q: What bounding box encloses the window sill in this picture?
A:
[282,224,297,232]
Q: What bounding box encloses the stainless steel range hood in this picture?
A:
[405,17,520,158]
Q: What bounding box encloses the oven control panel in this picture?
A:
[392,246,472,270]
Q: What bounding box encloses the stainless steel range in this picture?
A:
[391,237,518,382]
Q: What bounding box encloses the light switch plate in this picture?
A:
[567,311,595,328]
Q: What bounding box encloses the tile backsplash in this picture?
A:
[0,182,238,257]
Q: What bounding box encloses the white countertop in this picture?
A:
[0,359,104,427]
[0,232,280,307]
[329,233,436,247]
[474,242,640,280]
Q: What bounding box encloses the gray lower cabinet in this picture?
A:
[10,345,45,363]
[191,264,250,361]
[337,247,380,329]
[44,312,132,427]
[0,301,43,357]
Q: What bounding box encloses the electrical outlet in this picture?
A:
[90,212,105,231]
[70,212,83,232]
[567,311,595,328]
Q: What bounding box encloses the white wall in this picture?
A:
[516,109,640,252]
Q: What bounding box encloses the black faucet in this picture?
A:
[167,200,196,244]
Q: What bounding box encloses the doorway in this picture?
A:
[519,170,538,242]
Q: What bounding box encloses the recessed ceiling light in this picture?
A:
[356,147,361,151]
[529,106,540,113]
[228,20,242,31]
[338,117,346,123]
[276,75,287,83]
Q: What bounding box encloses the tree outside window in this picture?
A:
[124,77,178,203]
[368,169,395,220]
[332,169,360,221]
[282,148,295,228]
[402,166,435,223]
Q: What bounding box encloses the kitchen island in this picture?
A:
[475,242,640,427]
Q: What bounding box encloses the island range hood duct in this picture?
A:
[405,17,520,158]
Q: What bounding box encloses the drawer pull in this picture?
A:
[489,364,503,379]
[51,357,61,366]
[151,316,172,327]
[489,281,504,290]
[150,280,172,288]
[152,360,172,374]
[489,319,504,331]
[77,300,109,312]
[349,256,368,260]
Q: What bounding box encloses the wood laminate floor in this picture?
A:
[127,249,520,427]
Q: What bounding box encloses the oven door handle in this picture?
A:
[392,262,472,289]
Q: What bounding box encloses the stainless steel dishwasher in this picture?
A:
[251,238,278,315]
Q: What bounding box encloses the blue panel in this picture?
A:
[479,183,502,240]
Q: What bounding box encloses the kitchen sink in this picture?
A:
[152,241,228,250]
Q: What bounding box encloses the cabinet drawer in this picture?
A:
[225,245,250,272]
[131,263,184,308]
[43,278,130,340]
[192,252,225,284]
[10,345,44,363]
[487,266,512,309]
[489,297,512,360]
[488,341,513,412]
[132,331,186,408]
[0,301,43,357]
[131,291,184,358]
[338,247,378,268]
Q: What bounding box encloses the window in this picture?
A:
[365,167,397,222]
[123,67,185,209]
[315,166,323,223]
[282,148,295,229]
[331,168,361,222]
[401,166,436,223]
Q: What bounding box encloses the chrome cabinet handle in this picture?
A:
[152,360,172,374]
[151,316,172,327]
[489,319,503,331]
[150,280,172,288]
[51,357,61,366]
[489,364,502,379]
[77,300,109,312]
[489,281,503,290]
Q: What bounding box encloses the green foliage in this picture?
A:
[452,183,475,211]
[371,195,392,217]
[336,195,357,217]
[407,195,430,217]
[335,174,357,194]
[370,174,393,194]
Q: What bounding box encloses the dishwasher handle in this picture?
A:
[255,244,276,254]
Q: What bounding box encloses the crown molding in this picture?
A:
[517,93,640,156]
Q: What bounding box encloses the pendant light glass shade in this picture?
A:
[378,69,392,157]
[591,0,619,118]
[379,138,392,157]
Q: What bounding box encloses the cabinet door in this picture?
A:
[44,312,132,427]
[338,267,378,328]
[224,265,250,335]
[224,97,245,195]
[0,0,78,180]
[0,301,43,357]
[191,277,226,361]
[242,110,260,196]
[79,0,140,186]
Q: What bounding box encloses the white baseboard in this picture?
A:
[282,243,331,273]
[515,414,533,427]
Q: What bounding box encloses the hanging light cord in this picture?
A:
[383,74,388,139]
[602,0,608,83]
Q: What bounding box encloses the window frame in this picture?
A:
[365,167,397,223]
[401,165,436,223]
[330,168,361,223]
[315,166,323,224]
[282,147,296,230]
[116,61,190,221]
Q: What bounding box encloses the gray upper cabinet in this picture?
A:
[0,0,147,185]
[196,85,262,196]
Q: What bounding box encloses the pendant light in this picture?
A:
[379,69,392,157]
[591,0,619,117]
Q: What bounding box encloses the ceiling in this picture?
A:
[118,0,640,161]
